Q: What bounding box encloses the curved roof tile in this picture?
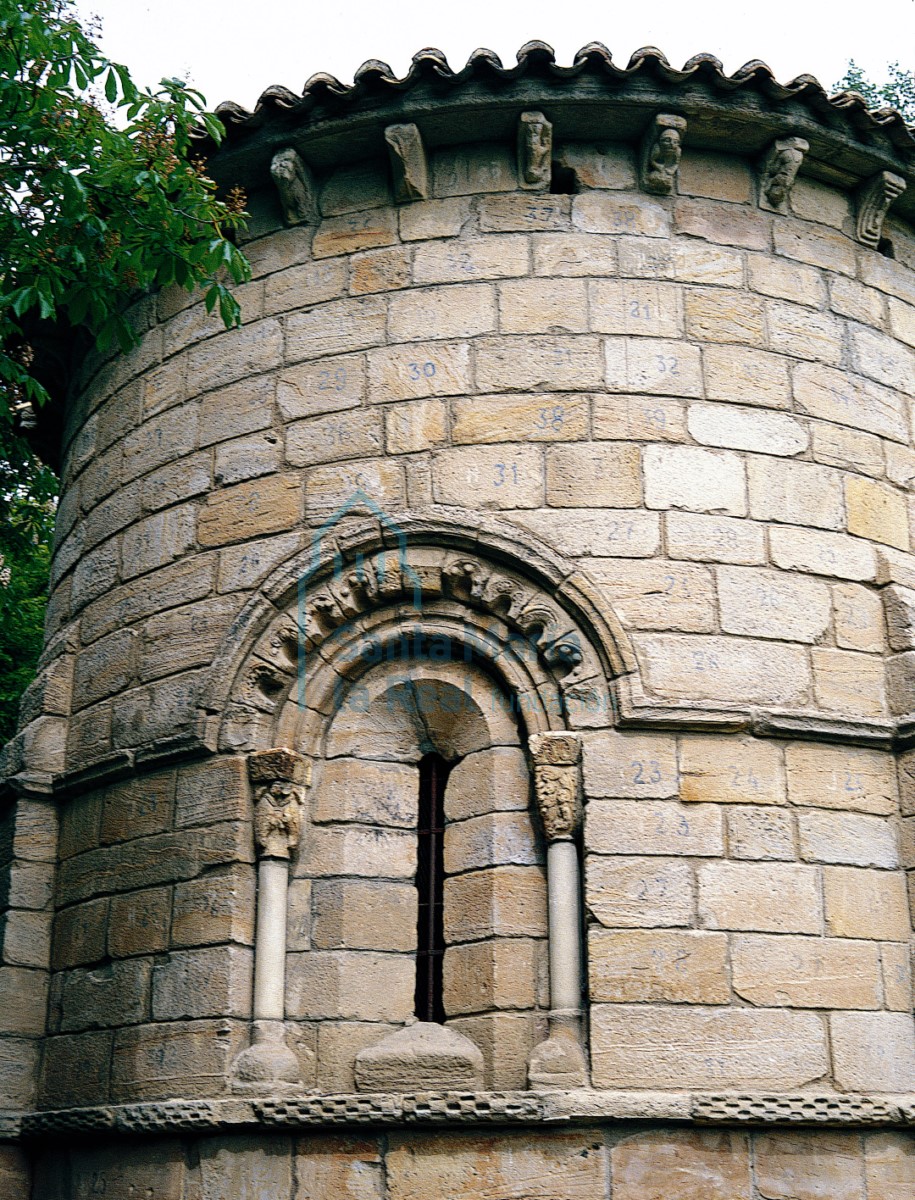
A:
[206,42,915,151]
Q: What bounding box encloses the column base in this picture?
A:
[527,1011,588,1089]
[230,1019,314,1095]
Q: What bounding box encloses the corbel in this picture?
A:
[384,123,429,202]
[517,110,553,190]
[270,147,319,226]
[758,135,809,212]
[639,113,687,196]
[856,170,907,249]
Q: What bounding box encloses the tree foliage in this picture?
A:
[0,0,250,741]
[834,60,915,123]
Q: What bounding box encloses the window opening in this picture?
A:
[414,752,450,1023]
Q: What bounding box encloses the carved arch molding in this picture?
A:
[202,509,633,1093]
[203,509,636,754]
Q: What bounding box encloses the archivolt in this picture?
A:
[200,508,636,754]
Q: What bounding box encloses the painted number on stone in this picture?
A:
[632,759,662,785]
[729,766,761,791]
[692,650,720,672]
[655,355,679,375]
[318,367,348,392]
[534,406,564,431]
[643,407,667,429]
[630,300,653,319]
[493,463,519,487]
[408,361,436,380]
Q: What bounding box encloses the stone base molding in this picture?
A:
[10,1089,915,1139]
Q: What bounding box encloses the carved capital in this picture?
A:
[518,111,552,189]
[758,136,808,211]
[639,113,686,196]
[529,732,582,840]
[249,748,311,859]
[857,170,907,249]
[385,123,430,203]
[270,148,318,226]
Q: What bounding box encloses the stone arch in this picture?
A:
[201,506,637,756]
[217,509,616,1094]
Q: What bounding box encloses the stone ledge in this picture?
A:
[11,1090,915,1139]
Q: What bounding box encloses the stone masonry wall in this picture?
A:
[4,129,915,1190]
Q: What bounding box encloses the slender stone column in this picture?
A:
[527,732,588,1088]
[231,747,314,1093]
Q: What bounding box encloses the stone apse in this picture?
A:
[2,40,915,1198]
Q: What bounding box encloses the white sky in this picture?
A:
[77,0,915,114]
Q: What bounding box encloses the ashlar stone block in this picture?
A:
[611,1129,751,1200]
[591,1004,828,1089]
[732,934,881,1009]
[643,445,746,516]
[584,855,694,928]
[589,929,729,1004]
[312,878,417,952]
[680,735,785,805]
[698,862,822,933]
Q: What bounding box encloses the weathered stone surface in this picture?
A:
[865,1132,915,1200]
[726,806,795,861]
[769,525,876,581]
[582,730,678,799]
[718,565,831,643]
[385,1129,606,1200]
[286,950,414,1021]
[846,476,909,550]
[151,945,252,1020]
[109,886,171,957]
[823,867,911,940]
[546,443,642,508]
[589,558,715,632]
[354,1021,483,1091]
[643,445,746,515]
[812,647,887,718]
[747,458,844,530]
[444,937,542,1013]
[830,1011,915,1091]
[589,929,729,1003]
[443,747,530,821]
[665,511,766,564]
[635,633,811,707]
[432,444,543,508]
[312,878,417,951]
[585,855,694,928]
[444,866,547,942]
[731,934,881,1009]
[293,1134,384,1200]
[591,1005,828,1089]
[444,811,539,873]
[111,1018,247,1101]
[698,862,822,933]
[797,810,898,868]
[171,866,255,948]
[680,735,784,805]
[611,1129,751,1200]
[40,1029,113,1108]
[314,758,417,827]
[605,336,703,397]
[755,1131,868,1200]
[703,344,792,408]
[197,475,302,547]
[588,800,723,857]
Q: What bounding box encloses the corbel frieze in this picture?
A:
[639,113,686,195]
[856,169,907,248]
[269,147,318,226]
